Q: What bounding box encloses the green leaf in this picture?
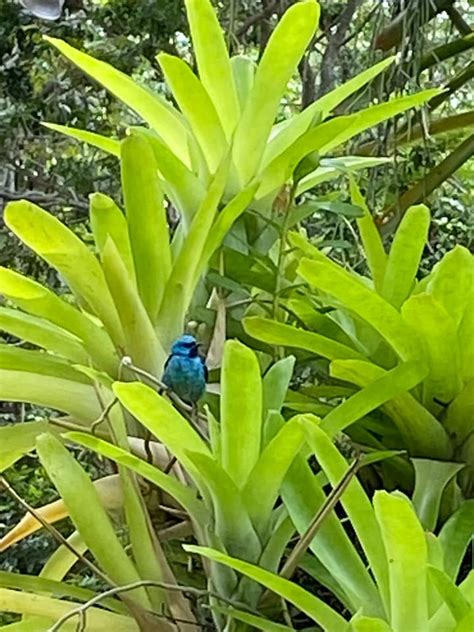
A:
[101,238,166,373]
[0,349,104,423]
[244,416,305,533]
[44,36,190,165]
[351,616,393,631]
[426,246,474,327]
[221,340,262,486]
[381,204,430,308]
[299,258,422,362]
[158,53,227,172]
[281,452,378,612]
[0,588,137,631]
[197,183,258,282]
[42,123,120,157]
[212,606,293,631]
[402,294,463,407]
[157,160,228,346]
[185,545,348,630]
[438,501,474,581]
[262,355,295,421]
[296,157,392,195]
[184,0,240,138]
[374,491,429,631]
[244,317,363,360]
[322,360,427,437]
[121,134,171,321]
[89,193,135,283]
[130,127,205,227]
[446,381,474,449]
[35,433,150,609]
[412,459,465,531]
[330,358,452,458]
[428,566,471,622]
[459,307,474,382]
[303,421,389,616]
[321,89,442,154]
[66,431,205,523]
[0,268,118,375]
[4,201,125,348]
[113,382,211,486]
[265,56,395,171]
[0,307,88,364]
[349,178,387,292]
[0,571,123,614]
[186,451,261,562]
[232,0,320,183]
[231,55,256,111]
[258,116,352,199]
[454,610,474,632]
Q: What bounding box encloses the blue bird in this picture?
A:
[162,335,207,405]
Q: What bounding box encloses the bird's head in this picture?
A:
[170,334,200,357]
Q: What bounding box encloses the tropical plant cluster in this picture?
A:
[0,1,472,631]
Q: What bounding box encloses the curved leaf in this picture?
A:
[350,178,387,292]
[102,238,166,373]
[121,135,171,321]
[36,433,149,608]
[0,267,118,375]
[4,201,125,348]
[158,53,227,172]
[184,545,348,631]
[244,317,363,360]
[66,431,205,524]
[221,340,262,486]
[42,123,120,157]
[382,204,430,308]
[184,0,240,138]
[0,307,88,364]
[374,491,429,631]
[299,258,422,362]
[89,193,135,283]
[0,587,136,631]
[44,36,190,165]
[233,0,320,184]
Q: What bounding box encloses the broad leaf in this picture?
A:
[36,433,150,608]
[0,267,118,375]
[44,36,190,165]
[221,340,262,486]
[381,204,430,308]
[184,545,348,631]
[233,0,320,184]
[4,201,125,348]
[0,307,88,364]
[299,258,422,362]
[374,491,429,631]
[244,317,363,360]
[158,53,227,172]
[101,238,166,373]
[184,0,240,138]
[350,178,387,292]
[121,135,171,320]
[89,193,135,283]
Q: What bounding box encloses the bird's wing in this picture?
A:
[202,358,209,382]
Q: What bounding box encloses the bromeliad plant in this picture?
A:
[60,341,303,629]
[0,136,253,629]
[187,422,474,631]
[43,0,440,250]
[1,341,304,630]
[244,182,474,510]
